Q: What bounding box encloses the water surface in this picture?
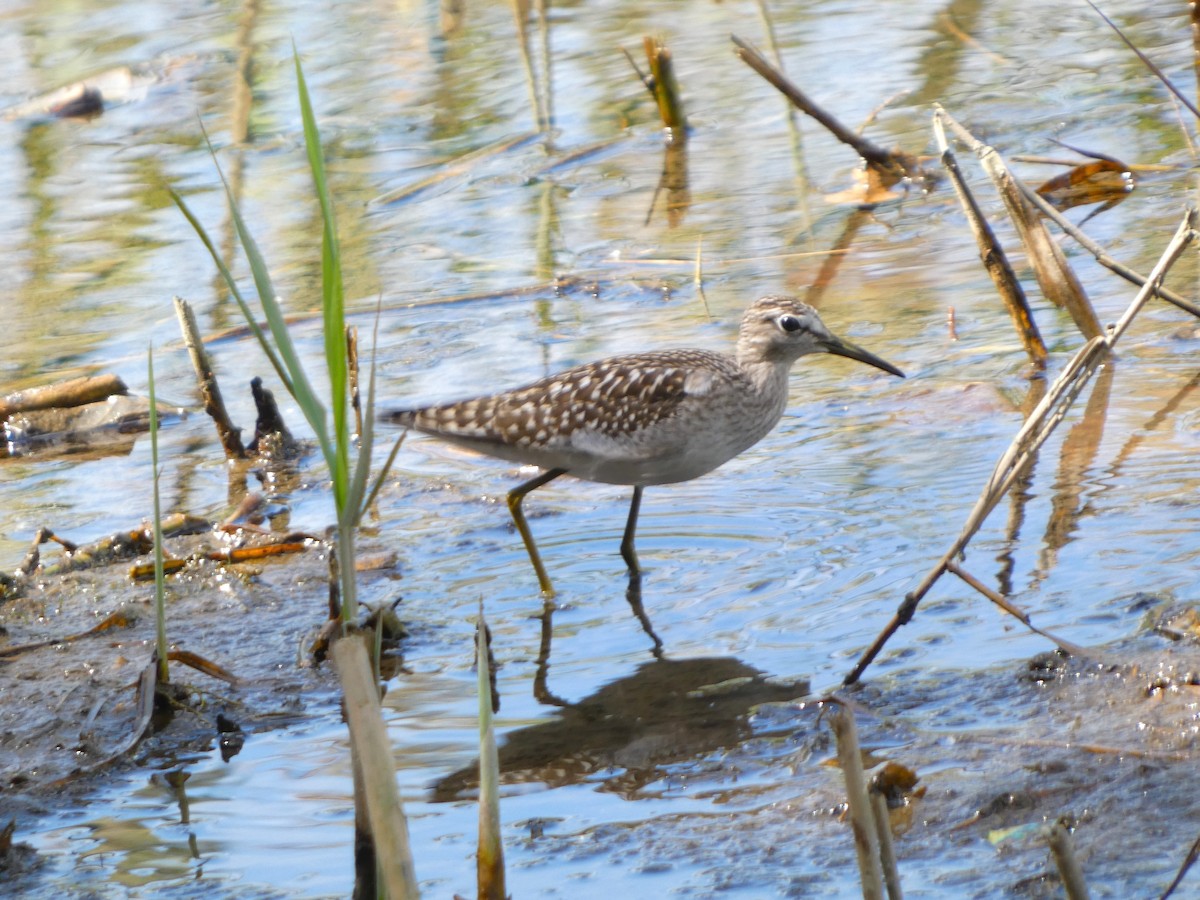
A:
[3,0,1200,896]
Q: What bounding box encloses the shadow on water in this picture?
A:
[434,655,808,802]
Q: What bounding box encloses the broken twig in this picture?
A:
[174,296,245,458]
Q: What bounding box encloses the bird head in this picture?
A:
[737,295,904,378]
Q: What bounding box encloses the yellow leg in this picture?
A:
[619,485,644,576]
[506,468,566,596]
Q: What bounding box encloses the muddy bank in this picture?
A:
[0,524,399,825]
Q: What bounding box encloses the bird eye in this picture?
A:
[778,315,802,333]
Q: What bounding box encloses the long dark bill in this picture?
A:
[820,334,905,378]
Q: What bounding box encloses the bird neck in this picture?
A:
[736,351,795,399]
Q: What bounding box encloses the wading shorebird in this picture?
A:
[388,295,904,595]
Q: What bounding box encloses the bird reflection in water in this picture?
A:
[432,656,808,802]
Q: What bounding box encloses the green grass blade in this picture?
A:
[360,434,404,524]
[148,346,169,685]
[294,48,349,511]
[354,301,403,523]
[199,126,334,471]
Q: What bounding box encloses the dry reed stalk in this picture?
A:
[869,786,903,900]
[333,633,419,898]
[829,704,885,900]
[935,106,1101,340]
[945,561,1087,656]
[1087,0,1200,121]
[1047,822,1090,900]
[1016,180,1200,319]
[932,112,1047,370]
[476,609,505,899]
[1160,830,1200,899]
[644,36,687,134]
[845,209,1197,686]
[174,296,245,458]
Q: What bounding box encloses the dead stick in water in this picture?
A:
[174,296,245,458]
[732,34,916,180]
[945,561,1089,657]
[845,209,1197,686]
[1046,821,1090,900]
[935,106,1102,340]
[829,704,885,900]
[869,786,904,899]
[644,36,687,134]
[1016,179,1200,320]
[0,373,127,421]
[932,112,1047,370]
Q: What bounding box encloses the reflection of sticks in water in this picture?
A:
[200,276,584,344]
[370,132,541,206]
[644,139,690,227]
[754,0,813,241]
[995,377,1047,597]
[439,0,464,37]
[804,207,870,309]
[845,210,1197,686]
[1034,361,1114,582]
[510,0,547,133]
[230,0,260,146]
[1107,369,1200,477]
[535,0,553,133]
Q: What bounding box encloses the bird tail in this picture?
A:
[382,408,417,427]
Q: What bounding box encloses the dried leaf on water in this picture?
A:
[825,166,908,206]
[1037,158,1134,211]
[166,649,242,686]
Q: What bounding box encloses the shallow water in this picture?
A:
[4,0,1200,896]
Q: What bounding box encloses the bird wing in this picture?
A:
[404,350,731,452]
